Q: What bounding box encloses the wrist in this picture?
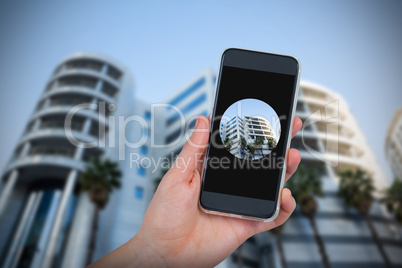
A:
[127,232,166,267]
[88,231,165,268]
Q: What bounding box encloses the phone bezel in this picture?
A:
[199,48,301,222]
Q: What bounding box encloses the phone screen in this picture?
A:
[202,61,297,203]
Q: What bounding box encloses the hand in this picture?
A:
[89,115,302,267]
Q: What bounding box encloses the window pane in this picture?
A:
[138,166,146,176]
[140,146,148,155]
[168,77,205,106]
[134,187,144,199]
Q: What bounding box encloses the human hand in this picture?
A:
[90,115,302,267]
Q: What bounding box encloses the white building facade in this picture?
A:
[221,114,278,159]
[274,81,400,268]
[1,53,401,268]
[0,52,135,268]
[221,81,401,268]
[385,108,402,181]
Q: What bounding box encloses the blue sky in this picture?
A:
[222,99,281,138]
[0,1,401,181]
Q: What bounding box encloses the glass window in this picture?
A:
[138,166,146,176]
[134,186,144,199]
[101,82,118,98]
[168,77,205,106]
[107,65,122,81]
[58,76,97,89]
[144,111,151,121]
[166,93,207,126]
[165,128,182,144]
[140,146,148,155]
[66,59,103,71]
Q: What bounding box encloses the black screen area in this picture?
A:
[203,66,296,201]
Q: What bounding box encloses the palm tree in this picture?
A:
[223,137,233,151]
[239,137,247,159]
[247,144,256,160]
[271,139,277,149]
[267,137,277,149]
[286,165,330,268]
[254,136,264,157]
[338,169,391,267]
[381,178,402,224]
[80,157,122,265]
[270,225,287,268]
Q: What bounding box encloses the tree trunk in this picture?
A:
[86,205,100,265]
[274,232,287,268]
[308,216,331,268]
[363,214,392,268]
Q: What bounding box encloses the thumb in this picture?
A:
[170,115,210,181]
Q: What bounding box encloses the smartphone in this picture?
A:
[199,48,301,221]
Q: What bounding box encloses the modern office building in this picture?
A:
[0,59,217,267]
[156,68,215,161]
[1,53,401,268]
[0,52,135,268]
[385,108,402,181]
[95,68,217,260]
[227,81,401,268]
[221,114,278,159]
[95,98,155,259]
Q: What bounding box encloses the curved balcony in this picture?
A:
[31,105,109,127]
[299,149,372,174]
[4,154,86,177]
[298,94,332,106]
[41,86,114,105]
[299,97,347,119]
[300,83,339,100]
[18,128,99,149]
[301,130,363,156]
[295,111,351,131]
[51,68,120,89]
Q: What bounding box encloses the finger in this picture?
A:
[253,188,296,234]
[292,116,302,138]
[285,149,301,182]
[170,115,210,180]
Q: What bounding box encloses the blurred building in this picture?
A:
[1,53,401,268]
[385,108,402,181]
[92,68,217,260]
[273,81,400,268]
[0,52,135,268]
[222,81,401,268]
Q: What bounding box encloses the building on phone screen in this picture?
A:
[221,114,278,159]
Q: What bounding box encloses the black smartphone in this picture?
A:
[199,48,301,221]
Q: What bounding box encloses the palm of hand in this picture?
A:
[139,157,295,267]
[136,116,300,267]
